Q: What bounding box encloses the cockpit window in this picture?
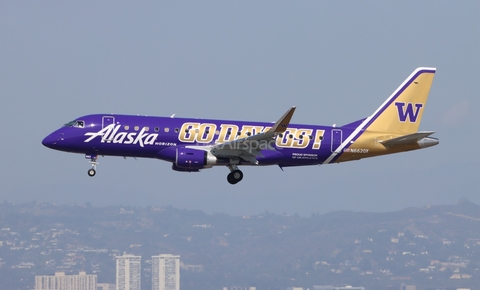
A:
[64,120,75,127]
[63,120,85,128]
[73,120,85,128]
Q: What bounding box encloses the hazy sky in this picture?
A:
[1,2,479,216]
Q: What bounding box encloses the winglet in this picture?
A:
[269,106,296,135]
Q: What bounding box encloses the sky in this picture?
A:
[0,2,479,216]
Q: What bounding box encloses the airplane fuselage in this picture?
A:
[43,114,359,166]
[42,67,439,184]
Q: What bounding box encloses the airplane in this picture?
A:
[42,67,439,184]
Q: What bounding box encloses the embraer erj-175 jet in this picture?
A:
[43,67,438,184]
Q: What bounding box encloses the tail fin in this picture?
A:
[364,67,436,134]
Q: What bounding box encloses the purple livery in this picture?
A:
[43,68,439,184]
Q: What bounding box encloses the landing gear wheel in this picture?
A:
[87,168,96,177]
[227,169,243,185]
[86,154,98,177]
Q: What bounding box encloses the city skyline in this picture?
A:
[1,201,479,289]
[31,252,182,290]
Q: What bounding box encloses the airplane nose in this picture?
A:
[42,134,58,148]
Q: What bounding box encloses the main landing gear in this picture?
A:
[86,154,98,177]
[227,164,243,185]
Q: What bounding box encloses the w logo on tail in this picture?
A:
[394,102,423,123]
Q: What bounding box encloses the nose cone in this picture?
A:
[42,134,58,148]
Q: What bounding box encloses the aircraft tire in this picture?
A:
[88,169,96,177]
[227,174,235,184]
[227,170,243,184]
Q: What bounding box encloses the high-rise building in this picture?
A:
[313,287,365,290]
[35,271,97,290]
[152,254,180,290]
[116,253,141,290]
[97,283,115,290]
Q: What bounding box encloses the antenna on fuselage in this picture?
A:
[170,114,175,118]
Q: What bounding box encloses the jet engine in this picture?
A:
[172,147,217,172]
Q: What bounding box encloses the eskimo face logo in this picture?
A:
[84,124,158,147]
[394,102,423,123]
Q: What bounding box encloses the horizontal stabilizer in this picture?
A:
[379,131,435,147]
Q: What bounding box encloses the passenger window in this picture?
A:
[124,125,130,130]
[134,126,139,131]
[144,127,149,132]
[164,128,170,133]
[154,127,159,132]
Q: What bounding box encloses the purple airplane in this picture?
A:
[42,67,439,184]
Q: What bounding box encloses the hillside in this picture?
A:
[1,200,480,289]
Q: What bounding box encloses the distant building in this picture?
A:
[152,254,180,290]
[180,261,204,272]
[116,253,141,290]
[313,286,365,290]
[97,283,115,290]
[35,271,97,290]
[425,288,468,290]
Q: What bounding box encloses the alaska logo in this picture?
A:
[84,124,158,147]
[394,102,423,123]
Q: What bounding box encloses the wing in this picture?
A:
[207,107,296,164]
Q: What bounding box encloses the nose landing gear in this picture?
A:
[86,154,98,177]
[227,164,243,185]
[88,168,96,177]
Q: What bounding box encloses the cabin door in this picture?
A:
[331,129,343,152]
[102,116,115,129]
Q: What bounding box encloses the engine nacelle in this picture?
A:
[171,164,200,172]
[173,147,217,171]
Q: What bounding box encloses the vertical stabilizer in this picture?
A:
[325,68,437,164]
[364,67,436,134]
